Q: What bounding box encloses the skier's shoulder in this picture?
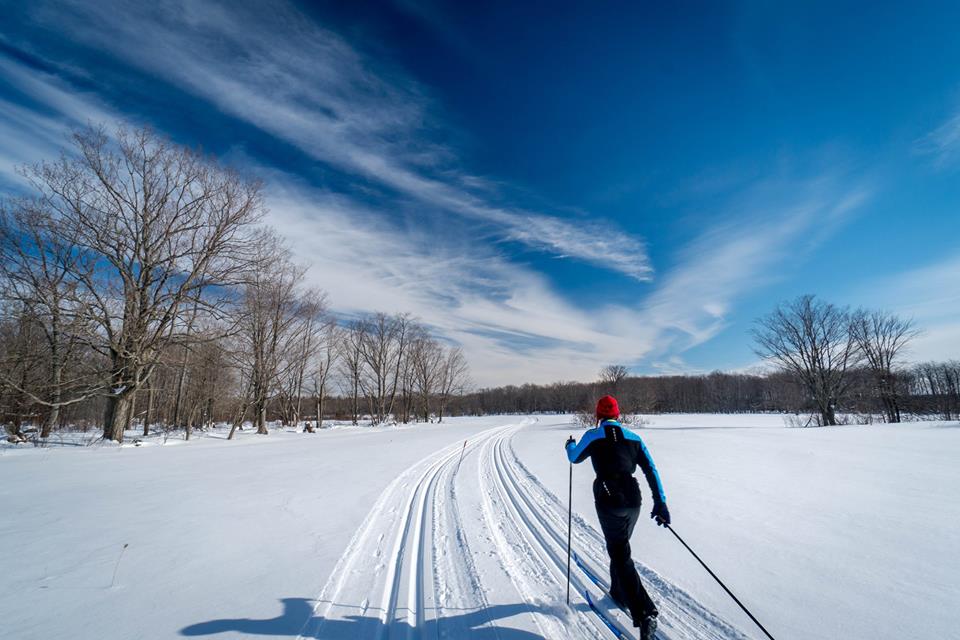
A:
[579,426,605,445]
[617,424,644,444]
[567,425,605,461]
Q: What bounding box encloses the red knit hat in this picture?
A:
[595,395,620,420]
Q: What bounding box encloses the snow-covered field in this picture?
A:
[2,415,958,639]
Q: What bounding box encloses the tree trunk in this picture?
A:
[103,392,134,442]
[143,380,154,437]
[819,402,837,426]
[351,378,358,425]
[228,403,247,440]
[173,346,188,428]
[880,375,901,423]
[40,361,64,439]
[255,400,268,434]
[10,408,23,438]
[41,405,59,439]
[206,396,215,430]
[228,377,252,440]
[186,402,200,440]
[293,359,305,429]
[125,393,137,433]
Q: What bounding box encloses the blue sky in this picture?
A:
[1,1,958,385]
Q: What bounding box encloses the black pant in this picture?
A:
[595,503,657,620]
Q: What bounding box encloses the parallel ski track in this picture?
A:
[302,419,750,640]
[432,428,499,637]
[301,422,515,640]
[479,424,619,639]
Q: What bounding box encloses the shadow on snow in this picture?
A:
[181,597,567,639]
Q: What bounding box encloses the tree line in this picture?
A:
[0,126,468,443]
[449,360,958,424]
[449,297,957,425]
[2,126,954,442]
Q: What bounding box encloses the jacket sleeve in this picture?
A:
[565,428,601,464]
[636,439,667,504]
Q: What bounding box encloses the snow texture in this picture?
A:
[1,414,958,639]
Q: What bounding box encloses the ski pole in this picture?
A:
[110,543,129,588]
[455,439,467,474]
[566,458,573,606]
[665,524,777,640]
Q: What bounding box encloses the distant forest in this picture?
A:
[446,362,960,424]
[450,294,960,425]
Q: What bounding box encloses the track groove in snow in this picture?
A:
[299,419,750,639]
[499,425,751,640]
[301,422,516,639]
[478,423,608,638]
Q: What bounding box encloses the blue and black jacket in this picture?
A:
[565,419,666,509]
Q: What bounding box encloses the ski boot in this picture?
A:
[634,610,658,640]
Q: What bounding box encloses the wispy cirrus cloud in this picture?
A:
[27,0,653,281]
[0,34,638,384]
[849,251,960,363]
[916,109,960,168]
[0,57,117,188]
[611,174,872,364]
[0,5,875,385]
[263,168,871,383]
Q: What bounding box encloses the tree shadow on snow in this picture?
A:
[181,596,562,639]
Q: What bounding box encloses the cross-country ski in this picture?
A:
[584,589,635,640]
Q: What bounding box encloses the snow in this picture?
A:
[1,414,958,639]
[514,415,960,639]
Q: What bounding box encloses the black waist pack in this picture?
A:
[593,475,641,508]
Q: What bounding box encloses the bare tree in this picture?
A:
[168,330,232,439]
[0,202,98,437]
[307,321,339,431]
[233,231,305,436]
[337,320,366,425]
[226,361,255,440]
[0,306,46,437]
[396,325,420,424]
[599,364,629,393]
[436,345,470,422]
[409,331,442,422]
[753,295,861,426]
[171,295,204,438]
[355,312,411,425]
[21,126,263,441]
[911,361,960,420]
[274,288,327,427]
[297,291,329,426]
[849,309,919,423]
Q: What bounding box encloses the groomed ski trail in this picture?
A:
[298,425,509,640]
[298,419,751,640]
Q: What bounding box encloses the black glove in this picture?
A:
[565,436,576,448]
[651,502,670,527]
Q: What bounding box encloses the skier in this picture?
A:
[565,395,670,640]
